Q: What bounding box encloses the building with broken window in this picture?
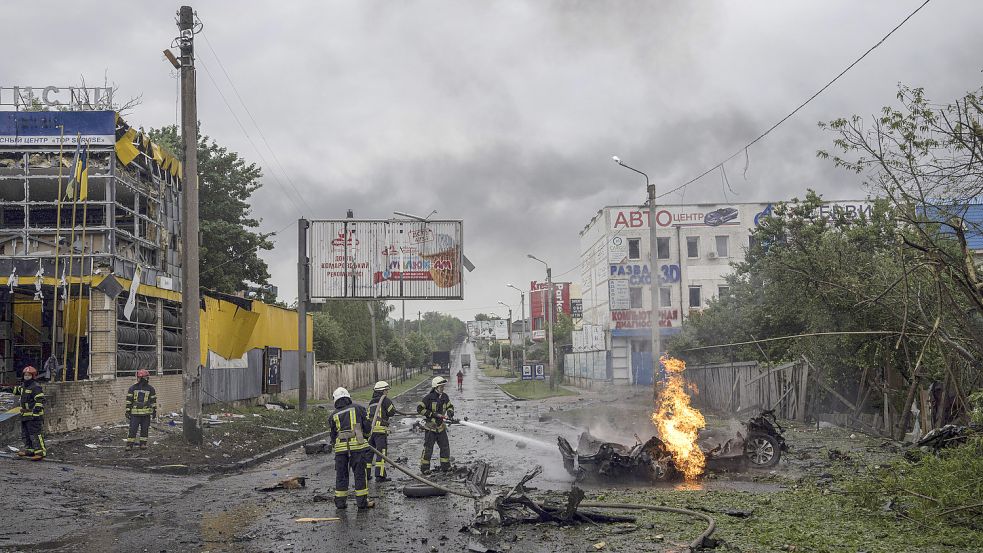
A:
[0,110,312,434]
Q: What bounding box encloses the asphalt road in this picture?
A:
[0,342,635,553]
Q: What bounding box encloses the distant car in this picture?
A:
[704,207,739,226]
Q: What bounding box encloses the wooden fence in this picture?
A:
[685,360,811,421]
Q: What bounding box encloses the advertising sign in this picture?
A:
[493,319,509,340]
[521,364,533,380]
[264,346,282,394]
[608,279,630,310]
[570,298,583,319]
[530,281,572,321]
[610,205,742,230]
[309,219,463,300]
[535,364,546,380]
[607,236,629,263]
[0,111,116,146]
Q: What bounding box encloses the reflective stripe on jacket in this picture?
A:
[368,396,396,434]
[13,382,44,418]
[330,404,371,453]
[126,381,158,416]
[416,389,454,432]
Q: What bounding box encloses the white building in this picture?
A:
[577,201,871,384]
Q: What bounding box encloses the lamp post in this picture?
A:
[506,283,526,371]
[612,155,661,384]
[527,254,556,388]
[497,301,514,374]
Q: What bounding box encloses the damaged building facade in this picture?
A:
[572,201,872,386]
[0,110,311,433]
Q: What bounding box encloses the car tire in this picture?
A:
[745,432,781,468]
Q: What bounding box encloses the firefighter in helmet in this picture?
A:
[329,387,374,509]
[367,381,397,482]
[417,376,455,474]
[125,369,157,450]
[1,365,46,460]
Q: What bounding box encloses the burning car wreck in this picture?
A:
[557,410,789,483]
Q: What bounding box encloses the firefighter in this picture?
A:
[329,387,374,510]
[125,369,157,451]
[417,376,455,474]
[1,366,46,461]
[367,381,397,482]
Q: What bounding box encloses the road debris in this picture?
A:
[259,425,300,433]
[294,517,340,523]
[255,476,307,492]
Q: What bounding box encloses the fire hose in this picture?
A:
[362,443,716,551]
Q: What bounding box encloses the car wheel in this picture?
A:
[745,432,781,468]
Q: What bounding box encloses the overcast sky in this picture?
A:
[5,1,982,321]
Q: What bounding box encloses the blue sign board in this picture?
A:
[0,111,116,146]
[534,364,545,380]
[521,365,533,380]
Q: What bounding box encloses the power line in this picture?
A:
[196,56,308,216]
[200,32,311,217]
[658,0,933,200]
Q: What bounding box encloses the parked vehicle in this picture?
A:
[431,351,451,375]
[461,354,471,369]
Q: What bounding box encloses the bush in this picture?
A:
[849,437,983,530]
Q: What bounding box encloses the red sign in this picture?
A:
[530,281,571,329]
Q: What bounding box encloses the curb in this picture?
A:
[224,429,334,473]
[496,384,527,401]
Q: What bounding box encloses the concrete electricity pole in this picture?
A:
[498,301,513,373]
[297,218,309,411]
[368,302,379,383]
[613,156,661,383]
[178,5,202,445]
[527,255,555,388]
[507,283,526,369]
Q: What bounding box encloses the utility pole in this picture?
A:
[547,268,555,389]
[297,218,309,411]
[508,284,526,370]
[418,310,422,334]
[178,5,202,444]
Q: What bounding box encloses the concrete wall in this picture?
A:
[0,375,185,437]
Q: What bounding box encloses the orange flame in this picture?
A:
[651,355,706,481]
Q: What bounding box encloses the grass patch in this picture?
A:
[499,379,577,400]
[351,371,431,403]
[591,484,983,553]
[481,364,514,378]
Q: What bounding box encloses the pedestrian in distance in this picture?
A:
[417,376,455,474]
[329,387,375,510]
[1,365,46,461]
[367,380,397,482]
[125,369,157,451]
[456,370,464,392]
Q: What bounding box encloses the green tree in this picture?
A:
[406,332,435,369]
[149,125,273,299]
[312,311,345,362]
[384,338,410,368]
[314,300,393,362]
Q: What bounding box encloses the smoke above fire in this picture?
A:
[652,355,706,481]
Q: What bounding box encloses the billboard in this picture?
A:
[309,219,463,300]
[469,319,508,340]
[0,111,116,146]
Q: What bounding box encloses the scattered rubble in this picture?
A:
[255,476,307,492]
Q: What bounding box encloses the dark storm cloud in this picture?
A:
[4,1,982,318]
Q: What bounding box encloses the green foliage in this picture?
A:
[312,301,393,363]
[149,125,273,299]
[969,391,983,426]
[405,332,435,369]
[848,438,983,530]
[384,338,409,368]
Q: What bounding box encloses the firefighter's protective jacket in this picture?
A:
[125,380,157,417]
[368,392,396,435]
[11,381,44,419]
[329,399,372,453]
[417,389,454,432]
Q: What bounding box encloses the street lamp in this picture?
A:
[612,155,661,383]
[527,254,556,388]
[506,283,526,370]
[497,301,514,373]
